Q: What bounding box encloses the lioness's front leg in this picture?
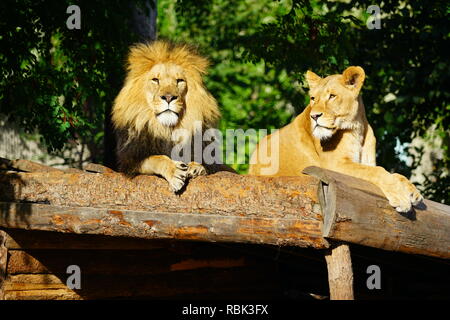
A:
[332,161,423,213]
[140,155,188,192]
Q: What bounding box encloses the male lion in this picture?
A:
[112,41,233,192]
[249,66,423,213]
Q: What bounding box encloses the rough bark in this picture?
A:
[0,231,6,299]
[0,169,326,248]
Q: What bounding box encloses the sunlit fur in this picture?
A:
[249,66,423,213]
[307,71,365,142]
[111,41,221,174]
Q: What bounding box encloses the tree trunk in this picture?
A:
[103,0,157,170]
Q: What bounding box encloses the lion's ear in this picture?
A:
[305,71,322,89]
[342,66,365,92]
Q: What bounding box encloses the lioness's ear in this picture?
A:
[305,70,322,89]
[342,66,365,92]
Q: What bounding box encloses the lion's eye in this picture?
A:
[152,78,159,84]
[310,97,315,101]
[329,94,336,99]
[176,79,185,84]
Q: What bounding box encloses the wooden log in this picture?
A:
[0,170,321,219]
[0,169,327,248]
[324,243,354,300]
[0,231,6,299]
[0,202,326,248]
[303,166,450,259]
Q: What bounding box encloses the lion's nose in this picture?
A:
[161,95,178,103]
[310,113,323,121]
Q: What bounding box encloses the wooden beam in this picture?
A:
[303,166,450,259]
[0,202,327,248]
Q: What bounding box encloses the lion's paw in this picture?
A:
[187,162,207,179]
[166,161,188,193]
[384,173,423,213]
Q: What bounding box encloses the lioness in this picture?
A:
[249,66,423,213]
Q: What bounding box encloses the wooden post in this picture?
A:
[324,243,354,300]
[303,166,450,259]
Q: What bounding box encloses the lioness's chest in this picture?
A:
[319,131,363,164]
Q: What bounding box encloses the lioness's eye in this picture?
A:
[176,79,185,84]
[310,96,315,101]
[329,94,336,99]
[152,78,159,84]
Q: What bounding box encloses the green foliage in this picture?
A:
[0,0,142,163]
[159,0,296,173]
[1,0,448,203]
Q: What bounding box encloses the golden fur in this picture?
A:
[112,40,232,192]
[249,66,423,213]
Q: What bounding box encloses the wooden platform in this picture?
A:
[0,160,449,300]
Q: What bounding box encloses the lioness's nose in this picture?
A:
[311,113,323,121]
[161,95,178,103]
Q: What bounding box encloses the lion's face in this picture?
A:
[306,66,365,141]
[112,41,220,141]
[146,63,188,127]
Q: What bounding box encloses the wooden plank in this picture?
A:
[0,202,328,248]
[303,166,450,259]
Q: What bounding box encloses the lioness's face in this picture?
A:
[306,66,365,141]
[147,63,188,127]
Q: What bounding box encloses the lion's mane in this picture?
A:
[111,41,221,174]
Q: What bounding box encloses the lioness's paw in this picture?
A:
[187,162,207,179]
[385,173,423,213]
[166,161,188,193]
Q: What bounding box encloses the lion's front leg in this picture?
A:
[186,161,207,179]
[140,155,188,193]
